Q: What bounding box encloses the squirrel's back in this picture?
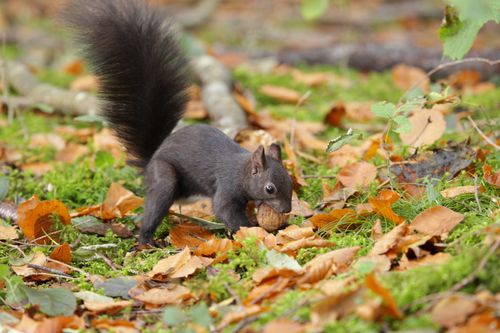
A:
[62,0,189,168]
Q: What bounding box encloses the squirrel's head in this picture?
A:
[246,144,293,214]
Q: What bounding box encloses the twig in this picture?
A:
[27,263,74,279]
[46,258,90,278]
[467,116,499,150]
[303,175,337,179]
[0,241,26,256]
[473,175,482,214]
[400,57,500,104]
[94,253,119,271]
[224,282,242,306]
[229,315,260,333]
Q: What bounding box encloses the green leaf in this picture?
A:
[448,0,499,23]
[74,114,105,124]
[163,306,188,326]
[266,249,302,271]
[441,20,483,60]
[94,277,137,298]
[0,177,9,201]
[301,0,330,20]
[5,276,28,305]
[0,265,9,280]
[326,128,361,153]
[34,103,55,114]
[371,102,397,119]
[94,151,115,169]
[25,288,77,316]
[393,116,412,134]
[188,302,213,327]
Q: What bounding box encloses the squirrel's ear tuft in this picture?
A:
[251,145,266,174]
[268,143,282,162]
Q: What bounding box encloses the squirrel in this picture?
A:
[63,0,293,245]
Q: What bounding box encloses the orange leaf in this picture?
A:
[399,108,446,148]
[260,85,301,104]
[440,185,478,198]
[194,238,235,263]
[218,305,266,329]
[409,206,464,237]
[324,103,346,127]
[368,190,405,224]
[369,223,409,256]
[91,318,137,332]
[50,242,72,264]
[337,161,377,189]
[365,272,403,319]
[392,64,429,91]
[169,222,214,249]
[310,208,357,229]
[363,139,380,161]
[483,164,500,187]
[64,60,84,75]
[148,247,204,280]
[17,195,71,244]
[133,285,193,307]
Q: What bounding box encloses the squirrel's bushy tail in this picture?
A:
[62,0,188,168]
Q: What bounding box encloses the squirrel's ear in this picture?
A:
[251,145,266,174]
[268,143,282,162]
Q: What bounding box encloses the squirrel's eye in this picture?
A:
[265,184,275,194]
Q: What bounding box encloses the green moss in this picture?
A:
[324,315,380,333]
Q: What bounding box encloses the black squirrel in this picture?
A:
[63,0,293,245]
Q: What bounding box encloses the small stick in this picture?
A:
[95,253,119,270]
[303,175,337,179]
[473,175,482,214]
[224,282,242,306]
[27,263,74,279]
[467,116,499,150]
[46,258,90,278]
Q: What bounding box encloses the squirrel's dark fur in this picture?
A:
[63,0,293,245]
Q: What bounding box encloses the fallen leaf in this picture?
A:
[324,103,346,127]
[440,185,478,198]
[311,287,363,326]
[483,164,499,187]
[399,108,446,148]
[368,189,405,224]
[50,242,72,264]
[17,196,71,244]
[169,222,214,249]
[148,247,204,280]
[0,223,18,240]
[365,272,403,319]
[194,238,234,263]
[70,74,98,92]
[234,129,276,153]
[410,206,464,237]
[328,144,361,167]
[184,100,208,120]
[55,142,89,163]
[308,209,357,231]
[279,237,334,253]
[369,223,409,256]
[217,305,265,328]
[290,192,314,217]
[73,183,143,220]
[371,219,383,240]
[93,128,124,160]
[355,255,391,272]
[447,70,481,89]
[337,161,377,188]
[15,315,85,333]
[299,246,359,284]
[431,294,478,328]
[91,318,138,333]
[21,162,54,176]
[392,64,429,91]
[243,276,291,305]
[11,251,49,279]
[30,133,65,151]
[277,225,315,242]
[263,318,305,333]
[399,252,452,270]
[64,59,84,75]
[75,291,132,314]
[260,85,301,103]
[133,285,193,307]
[344,102,374,122]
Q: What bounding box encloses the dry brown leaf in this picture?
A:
[328,144,361,168]
[447,70,481,88]
[483,164,500,187]
[0,223,18,240]
[73,183,143,220]
[263,318,305,333]
[50,242,72,264]
[399,252,452,270]
[365,272,403,319]
[280,237,334,253]
[30,133,65,151]
[11,251,48,278]
[355,255,391,272]
[449,310,500,333]
[321,181,357,210]
[311,287,363,327]
[369,223,409,256]
[55,142,89,163]
[133,285,193,306]
[308,209,357,230]
[368,189,405,225]
[17,195,71,244]
[234,226,270,241]
[91,318,138,333]
[431,294,478,328]
[194,238,234,263]
[440,186,478,198]
[283,140,307,187]
[21,162,54,176]
[15,315,85,333]
[252,267,303,285]
[93,128,124,160]
[234,129,276,153]
[299,246,359,284]
[371,219,383,240]
[70,74,98,92]
[169,222,214,249]
[257,203,288,231]
[64,59,84,75]
[243,277,291,305]
[260,85,301,103]
[148,247,204,280]
[410,206,464,237]
[56,126,95,142]
[399,108,446,148]
[324,103,346,127]
[84,300,132,314]
[233,92,257,117]
[392,64,429,91]
[344,101,375,122]
[337,161,377,188]
[290,192,314,217]
[217,305,265,328]
[184,100,208,120]
[294,126,328,151]
[277,225,315,243]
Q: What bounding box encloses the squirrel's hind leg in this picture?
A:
[139,160,178,245]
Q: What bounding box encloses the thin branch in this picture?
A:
[27,264,74,279]
[473,175,482,214]
[467,116,499,150]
